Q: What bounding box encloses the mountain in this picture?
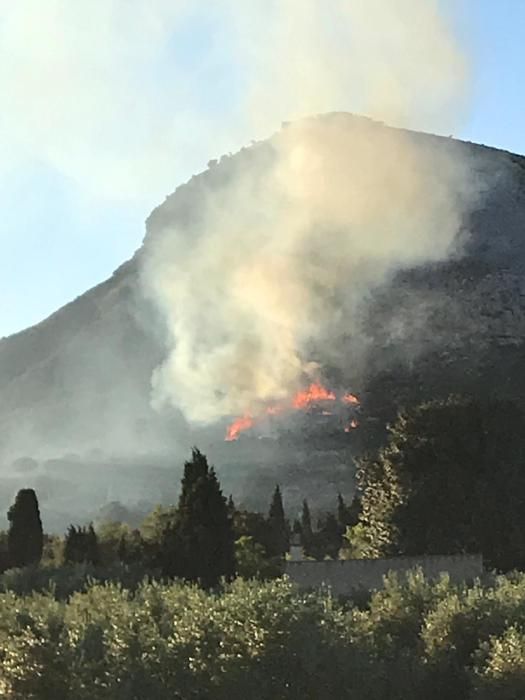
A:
[1,113,525,529]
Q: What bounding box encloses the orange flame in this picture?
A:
[225,382,360,440]
[225,414,255,441]
[342,392,360,405]
[292,382,336,409]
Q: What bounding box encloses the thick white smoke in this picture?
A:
[141,0,478,424]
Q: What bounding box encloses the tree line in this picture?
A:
[0,447,360,587]
[4,394,525,585]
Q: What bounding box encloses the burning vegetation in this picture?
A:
[225,382,360,441]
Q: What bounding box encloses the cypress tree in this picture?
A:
[164,448,235,587]
[7,489,43,568]
[337,493,348,527]
[316,513,343,560]
[86,524,100,565]
[337,493,361,529]
[301,499,313,546]
[63,525,80,564]
[117,534,128,563]
[347,495,362,528]
[267,485,289,557]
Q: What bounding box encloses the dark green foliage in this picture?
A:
[7,489,43,568]
[0,531,9,573]
[337,493,360,529]
[266,485,289,557]
[233,508,270,550]
[95,521,145,567]
[354,396,525,570]
[310,513,343,560]
[63,525,99,565]
[117,535,127,563]
[163,448,235,587]
[300,499,313,553]
[0,550,9,574]
[232,508,282,577]
[234,535,282,580]
[0,562,152,599]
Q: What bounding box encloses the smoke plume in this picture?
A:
[141,0,478,424]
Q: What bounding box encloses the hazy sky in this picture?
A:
[0,0,523,338]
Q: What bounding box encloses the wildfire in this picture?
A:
[225,414,255,441]
[225,381,361,441]
[292,382,336,408]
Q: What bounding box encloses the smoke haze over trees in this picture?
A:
[0,0,524,544]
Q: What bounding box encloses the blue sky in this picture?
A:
[452,0,525,155]
[0,0,523,338]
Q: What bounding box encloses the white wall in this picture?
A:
[285,554,483,594]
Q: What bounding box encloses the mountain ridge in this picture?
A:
[1,113,525,528]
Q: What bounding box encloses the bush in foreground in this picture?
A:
[1,570,525,698]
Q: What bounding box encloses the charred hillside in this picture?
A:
[1,113,525,528]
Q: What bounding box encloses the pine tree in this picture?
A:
[7,489,43,568]
[163,448,235,587]
[267,485,289,557]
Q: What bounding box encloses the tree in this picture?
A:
[354,395,525,570]
[63,524,99,565]
[0,530,9,573]
[86,524,100,565]
[337,493,360,529]
[266,485,289,557]
[233,509,272,552]
[140,505,178,543]
[300,499,313,554]
[234,535,280,580]
[312,513,343,560]
[227,494,235,518]
[7,489,43,568]
[163,448,235,587]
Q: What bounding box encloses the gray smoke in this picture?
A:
[141,1,481,424]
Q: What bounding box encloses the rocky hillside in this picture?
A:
[1,113,525,527]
